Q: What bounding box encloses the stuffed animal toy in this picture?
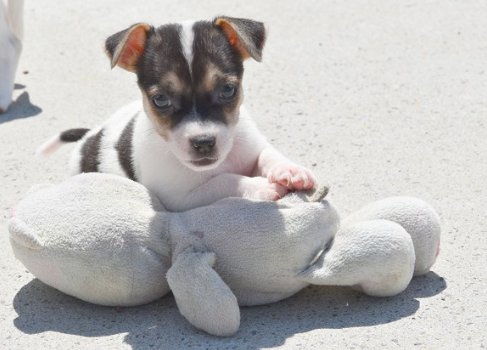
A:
[8,173,440,336]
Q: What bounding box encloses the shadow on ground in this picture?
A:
[0,91,42,124]
[13,272,446,349]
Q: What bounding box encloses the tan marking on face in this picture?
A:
[160,71,187,95]
[146,72,186,98]
[198,62,240,92]
[195,63,242,125]
[200,62,223,92]
[146,85,160,96]
[142,93,171,140]
[221,77,243,126]
[221,88,243,126]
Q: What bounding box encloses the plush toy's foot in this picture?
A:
[343,197,441,276]
[299,219,415,297]
[167,245,240,336]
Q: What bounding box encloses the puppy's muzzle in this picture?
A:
[190,135,216,156]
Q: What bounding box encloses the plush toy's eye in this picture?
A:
[152,94,172,110]
[219,84,237,101]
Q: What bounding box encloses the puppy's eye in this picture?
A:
[219,84,237,101]
[152,94,172,110]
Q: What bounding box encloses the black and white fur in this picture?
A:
[38,17,316,211]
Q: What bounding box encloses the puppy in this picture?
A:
[0,0,23,113]
[38,17,316,211]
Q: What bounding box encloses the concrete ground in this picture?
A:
[1,0,486,348]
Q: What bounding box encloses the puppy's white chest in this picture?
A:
[132,114,260,211]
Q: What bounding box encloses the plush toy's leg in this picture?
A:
[343,197,441,276]
[166,245,240,337]
[298,220,415,297]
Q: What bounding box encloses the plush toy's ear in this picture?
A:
[278,186,329,207]
[105,23,152,72]
[9,218,44,250]
[309,186,329,202]
[214,16,266,62]
[166,245,240,336]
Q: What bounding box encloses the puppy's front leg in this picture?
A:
[180,173,288,210]
[255,145,316,191]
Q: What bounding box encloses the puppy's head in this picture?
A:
[105,17,266,171]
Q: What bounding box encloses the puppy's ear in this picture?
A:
[214,16,266,62]
[105,23,152,72]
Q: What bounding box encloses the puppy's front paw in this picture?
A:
[241,177,288,201]
[267,163,316,191]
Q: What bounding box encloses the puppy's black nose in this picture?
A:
[190,136,216,155]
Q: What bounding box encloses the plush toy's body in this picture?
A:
[9,173,440,336]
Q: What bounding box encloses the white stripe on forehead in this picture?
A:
[180,20,196,75]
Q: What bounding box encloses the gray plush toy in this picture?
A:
[9,173,440,336]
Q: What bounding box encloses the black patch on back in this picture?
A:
[116,117,137,181]
[60,128,90,142]
[80,130,103,173]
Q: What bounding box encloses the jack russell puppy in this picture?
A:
[38,16,317,211]
[0,0,23,113]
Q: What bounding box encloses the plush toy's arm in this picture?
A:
[298,220,415,297]
[342,197,441,276]
[166,245,240,336]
